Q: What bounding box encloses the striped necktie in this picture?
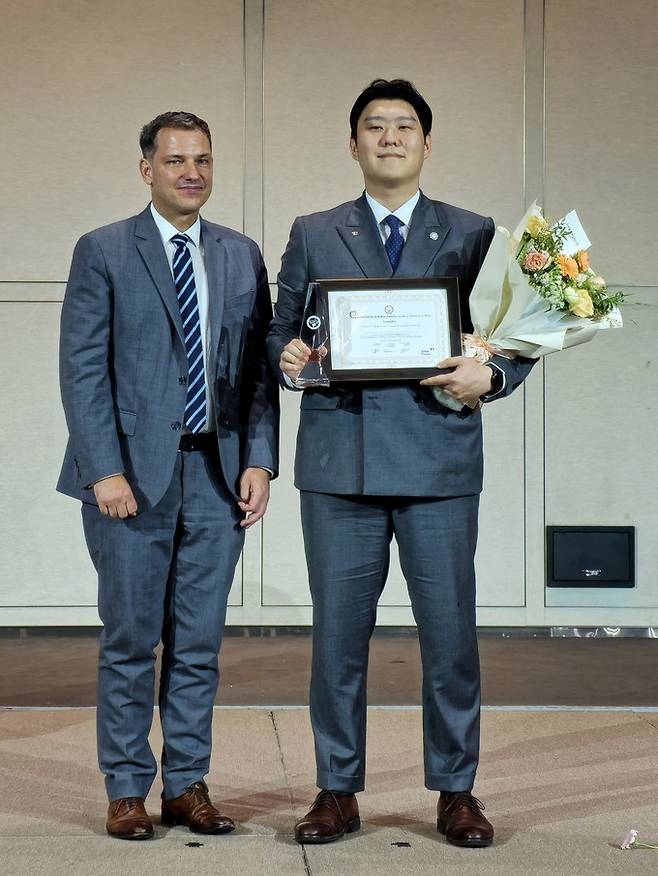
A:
[384,214,404,271]
[171,233,207,433]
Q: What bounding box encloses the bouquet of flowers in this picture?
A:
[516,205,623,325]
[433,202,624,410]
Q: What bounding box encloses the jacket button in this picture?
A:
[179,376,187,385]
[171,422,181,431]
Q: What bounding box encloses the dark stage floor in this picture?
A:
[1,630,656,708]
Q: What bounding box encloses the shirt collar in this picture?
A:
[364,190,420,228]
[150,203,202,248]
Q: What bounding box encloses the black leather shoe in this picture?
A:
[437,791,493,847]
[294,790,360,844]
[106,797,154,840]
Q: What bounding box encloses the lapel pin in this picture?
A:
[429,231,439,240]
[351,230,359,236]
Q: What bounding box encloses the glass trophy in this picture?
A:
[294,282,330,388]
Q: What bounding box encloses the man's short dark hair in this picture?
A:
[349,79,432,140]
[139,111,212,158]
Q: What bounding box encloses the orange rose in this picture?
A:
[576,250,590,271]
[523,250,551,272]
[556,255,579,280]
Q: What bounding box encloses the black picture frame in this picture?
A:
[317,277,462,382]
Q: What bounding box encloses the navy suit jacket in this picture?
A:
[58,206,279,510]
[267,192,532,497]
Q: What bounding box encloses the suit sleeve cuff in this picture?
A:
[481,361,506,402]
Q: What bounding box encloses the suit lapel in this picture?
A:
[201,220,225,366]
[394,193,451,277]
[336,195,393,278]
[134,207,185,345]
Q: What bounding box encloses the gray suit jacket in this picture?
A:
[58,206,279,509]
[267,192,532,497]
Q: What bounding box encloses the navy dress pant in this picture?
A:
[300,490,481,793]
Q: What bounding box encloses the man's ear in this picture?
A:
[349,137,359,162]
[423,133,432,159]
[139,158,153,186]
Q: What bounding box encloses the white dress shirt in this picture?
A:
[365,189,420,245]
[150,204,215,431]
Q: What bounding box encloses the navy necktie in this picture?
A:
[171,233,207,433]
[384,214,404,271]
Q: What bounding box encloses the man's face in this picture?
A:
[140,127,213,223]
[350,99,431,188]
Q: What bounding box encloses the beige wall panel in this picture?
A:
[0,283,65,304]
[1,0,244,282]
[0,303,241,610]
[262,392,305,606]
[477,389,526,606]
[544,291,658,608]
[1,304,97,607]
[263,0,524,274]
[545,0,658,285]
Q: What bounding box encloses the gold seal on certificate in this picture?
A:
[315,277,462,381]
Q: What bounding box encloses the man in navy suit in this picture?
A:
[59,112,279,839]
[267,80,532,847]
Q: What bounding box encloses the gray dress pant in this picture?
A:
[300,490,480,793]
[82,444,244,802]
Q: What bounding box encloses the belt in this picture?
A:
[178,431,218,452]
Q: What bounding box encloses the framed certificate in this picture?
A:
[317,277,462,381]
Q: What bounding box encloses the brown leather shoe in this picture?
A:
[106,797,154,840]
[294,790,360,844]
[161,781,235,834]
[437,791,493,847]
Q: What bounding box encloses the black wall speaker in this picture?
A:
[546,526,635,588]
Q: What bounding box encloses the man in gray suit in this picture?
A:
[58,111,278,839]
[267,80,533,847]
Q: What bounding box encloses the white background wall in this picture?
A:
[1,0,656,626]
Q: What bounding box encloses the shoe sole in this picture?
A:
[437,819,493,848]
[161,817,235,835]
[295,816,361,845]
[106,830,154,841]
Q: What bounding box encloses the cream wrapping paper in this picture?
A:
[432,202,622,411]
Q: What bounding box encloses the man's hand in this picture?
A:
[279,339,310,380]
[93,474,138,519]
[238,468,271,528]
[420,356,493,408]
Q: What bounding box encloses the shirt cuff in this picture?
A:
[88,472,124,489]
[254,467,274,478]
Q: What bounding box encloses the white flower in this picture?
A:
[620,829,638,849]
